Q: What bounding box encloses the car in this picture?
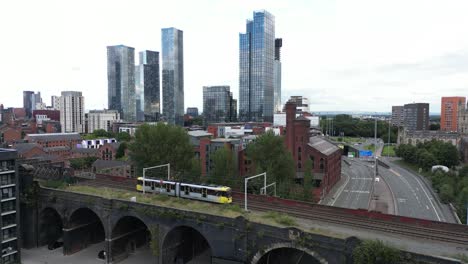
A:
[47,239,63,250]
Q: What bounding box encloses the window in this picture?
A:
[298,162,302,169]
[319,158,325,172]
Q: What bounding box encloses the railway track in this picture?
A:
[73,178,468,246]
[231,193,468,246]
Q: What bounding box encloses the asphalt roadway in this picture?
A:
[378,158,456,223]
[331,157,374,210]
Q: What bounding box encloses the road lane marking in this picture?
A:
[330,172,350,206]
[351,177,373,180]
[343,190,370,193]
[414,177,442,221]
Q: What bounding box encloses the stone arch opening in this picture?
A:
[252,243,327,264]
[111,216,150,260]
[162,225,212,264]
[38,207,63,247]
[65,207,105,255]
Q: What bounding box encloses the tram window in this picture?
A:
[184,186,189,195]
[165,184,170,192]
[151,182,155,190]
[202,189,207,198]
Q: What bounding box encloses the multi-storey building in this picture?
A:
[162,28,184,126]
[23,91,42,118]
[186,107,199,117]
[0,149,20,264]
[203,86,237,124]
[441,97,466,132]
[274,38,282,113]
[403,103,429,131]
[60,91,85,133]
[239,10,276,122]
[391,106,404,126]
[107,45,136,122]
[285,96,310,114]
[87,110,120,133]
[51,96,61,110]
[135,50,160,122]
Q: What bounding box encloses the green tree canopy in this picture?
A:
[352,240,401,264]
[129,123,195,178]
[246,131,295,186]
[211,145,236,186]
[116,131,131,142]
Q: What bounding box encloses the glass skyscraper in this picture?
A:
[162,28,184,126]
[239,10,275,122]
[135,50,160,122]
[203,86,237,124]
[274,38,282,113]
[107,45,136,122]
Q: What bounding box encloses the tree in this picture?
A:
[439,183,455,203]
[116,132,131,142]
[246,131,295,192]
[116,142,127,159]
[211,146,236,185]
[129,123,195,178]
[353,240,401,264]
[303,158,315,201]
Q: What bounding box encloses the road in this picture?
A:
[379,158,456,223]
[330,157,374,209]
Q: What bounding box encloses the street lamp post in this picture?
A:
[387,119,391,157]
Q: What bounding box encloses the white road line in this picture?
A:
[331,172,350,206]
[414,176,442,222]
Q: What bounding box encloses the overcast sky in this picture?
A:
[2,0,468,114]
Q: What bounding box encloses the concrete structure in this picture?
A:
[203,86,237,124]
[391,105,404,126]
[107,45,136,122]
[92,160,134,178]
[186,107,199,117]
[285,96,310,113]
[458,102,468,134]
[285,102,341,198]
[60,91,85,133]
[51,95,61,110]
[239,10,275,123]
[135,50,160,122]
[88,110,120,133]
[0,149,20,264]
[441,97,465,132]
[397,129,459,146]
[403,103,429,131]
[33,110,60,124]
[274,38,282,113]
[162,27,184,126]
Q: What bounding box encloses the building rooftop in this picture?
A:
[308,136,340,156]
[188,130,213,138]
[71,148,99,154]
[44,146,70,152]
[13,143,42,154]
[26,133,81,142]
[93,159,130,170]
[211,138,241,143]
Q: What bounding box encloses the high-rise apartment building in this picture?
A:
[403,103,429,131]
[23,91,42,118]
[135,50,160,122]
[391,106,404,126]
[203,86,237,124]
[162,28,184,126]
[60,91,85,133]
[88,110,120,133]
[274,38,282,113]
[51,96,61,110]
[239,10,276,122]
[107,45,136,122]
[0,149,20,264]
[441,97,466,132]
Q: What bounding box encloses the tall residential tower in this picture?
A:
[239,10,275,122]
[274,38,282,113]
[441,96,465,132]
[107,45,136,122]
[60,91,85,133]
[162,28,184,126]
[203,86,237,124]
[135,50,160,121]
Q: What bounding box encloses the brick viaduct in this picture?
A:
[20,187,460,264]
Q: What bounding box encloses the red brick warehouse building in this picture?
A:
[284,102,342,199]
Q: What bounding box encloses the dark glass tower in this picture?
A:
[274,38,282,113]
[136,50,160,122]
[203,86,235,124]
[107,45,136,122]
[162,28,184,126]
[239,10,275,122]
